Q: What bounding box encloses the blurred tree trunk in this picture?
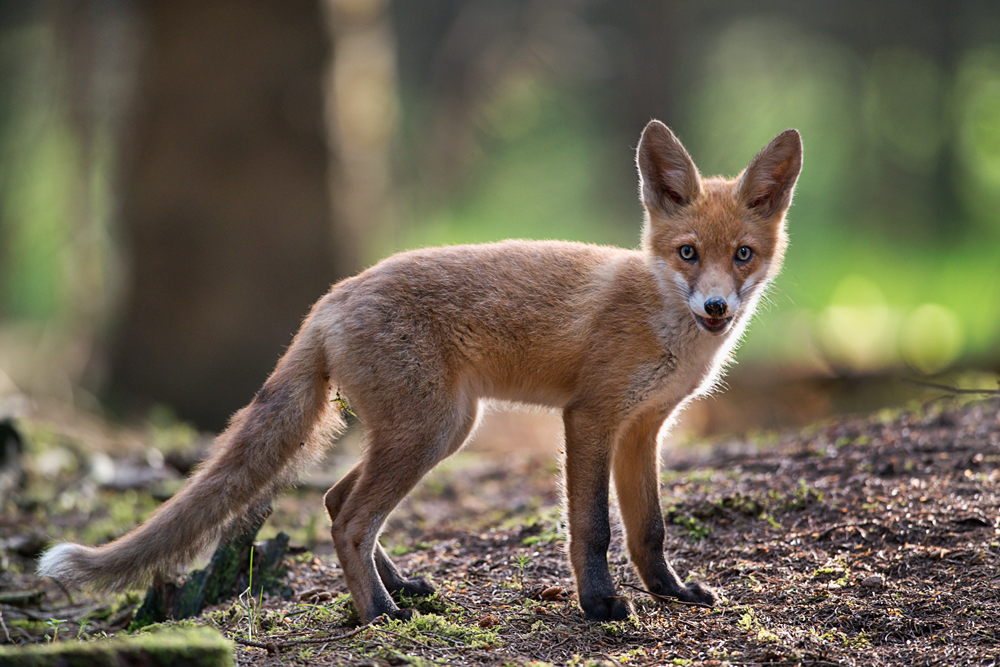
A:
[322,0,400,262]
[107,0,356,429]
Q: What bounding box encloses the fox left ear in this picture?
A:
[736,129,803,219]
[637,120,703,218]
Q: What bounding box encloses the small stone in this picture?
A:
[540,585,564,601]
[477,614,499,628]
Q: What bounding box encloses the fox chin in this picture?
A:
[38,120,802,623]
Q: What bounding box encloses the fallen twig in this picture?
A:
[231,622,370,652]
[902,378,1000,397]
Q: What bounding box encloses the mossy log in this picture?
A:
[0,626,233,667]
[131,502,290,629]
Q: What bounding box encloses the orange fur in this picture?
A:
[38,121,802,622]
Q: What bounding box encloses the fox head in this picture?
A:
[637,121,802,336]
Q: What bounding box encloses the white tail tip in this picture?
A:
[37,542,84,581]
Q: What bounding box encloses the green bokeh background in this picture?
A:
[2,5,999,411]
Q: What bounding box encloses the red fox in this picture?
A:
[38,121,802,622]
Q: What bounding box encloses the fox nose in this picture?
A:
[704,297,728,318]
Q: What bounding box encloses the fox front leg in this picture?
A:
[563,405,633,621]
[612,408,719,607]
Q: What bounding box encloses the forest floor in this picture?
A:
[0,391,998,666]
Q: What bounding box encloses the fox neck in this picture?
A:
[643,251,769,397]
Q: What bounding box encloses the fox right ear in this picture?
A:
[736,129,803,219]
[637,120,702,217]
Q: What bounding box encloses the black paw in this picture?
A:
[679,580,720,606]
[581,594,633,621]
[651,580,719,606]
[377,608,414,623]
[390,576,436,598]
[649,579,722,607]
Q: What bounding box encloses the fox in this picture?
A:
[38,120,802,622]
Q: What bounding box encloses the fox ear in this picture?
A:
[736,129,802,219]
[637,120,702,217]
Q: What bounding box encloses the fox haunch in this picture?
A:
[39,121,802,623]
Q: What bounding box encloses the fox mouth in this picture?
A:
[694,315,733,335]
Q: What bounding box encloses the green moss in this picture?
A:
[146,405,200,455]
[388,612,500,649]
[397,590,451,616]
[289,595,358,627]
[8,619,48,633]
[0,626,233,667]
[133,618,201,635]
[672,513,711,540]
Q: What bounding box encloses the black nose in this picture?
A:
[704,297,728,318]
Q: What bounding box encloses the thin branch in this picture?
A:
[902,378,1000,396]
[231,622,371,653]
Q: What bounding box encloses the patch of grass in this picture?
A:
[80,591,141,632]
[397,590,452,616]
[277,596,359,634]
[679,468,720,485]
[521,526,562,546]
[44,618,67,642]
[205,604,243,630]
[597,615,643,636]
[672,513,711,540]
[715,493,763,516]
[239,545,264,642]
[812,626,871,649]
[529,619,549,633]
[513,553,532,591]
[514,506,564,546]
[790,478,825,507]
[79,489,160,545]
[147,405,200,455]
[811,557,851,587]
[134,618,201,635]
[756,627,781,642]
[610,646,651,662]
[388,540,433,557]
[385,612,501,649]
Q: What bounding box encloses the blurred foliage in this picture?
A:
[397,83,634,251]
[0,20,74,320]
[392,9,1000,378]
[2,1,1000,413]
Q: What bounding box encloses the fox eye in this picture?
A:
[735,246,753,263]
[678,245,697,262]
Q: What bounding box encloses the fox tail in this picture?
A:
[37,312,342,591]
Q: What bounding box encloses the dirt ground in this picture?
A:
[1,393,998,666]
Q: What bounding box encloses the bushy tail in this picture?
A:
[38,316,343,591]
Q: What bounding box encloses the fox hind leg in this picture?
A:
[328,397,479,622]
[324,466,435,599]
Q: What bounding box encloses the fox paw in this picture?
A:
[397,576,436,598]
[676,580,720,606]
[377,608,414,623]
[581,594,633,621]
[388,575,436,599]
